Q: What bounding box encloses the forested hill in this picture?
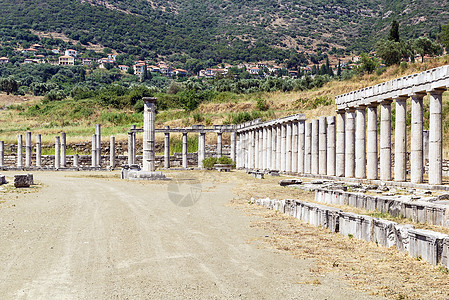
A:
[0,0,448,64]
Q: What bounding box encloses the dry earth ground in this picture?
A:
[0,170,447,299]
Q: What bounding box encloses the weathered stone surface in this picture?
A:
[408,228,448,265]
[14,174,31,188]
[279,179,302,186]
[0,175,6,185]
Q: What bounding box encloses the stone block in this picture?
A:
[441,238,449,269]
[372,218,397,247]
[0,175,6,185]
[14,174,31,188]
[279,179,302,186]
[394,224,414,253]
[408,229,448,265]
[27,173,33,185]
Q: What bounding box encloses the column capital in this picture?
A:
[429,88,447,96]
[355,104,367,109]
[410,92,426,100]
[336,109,346,114]
[142,97,157,103]
[380,99,393,105]
[394,96,408,102]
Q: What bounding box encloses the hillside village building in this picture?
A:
[59,55,75,66]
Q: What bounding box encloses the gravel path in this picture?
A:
[0,171,381,299]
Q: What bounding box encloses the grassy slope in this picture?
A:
[1,56,449,150]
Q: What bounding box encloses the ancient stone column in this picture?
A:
[55,136,61,170]
[271,126,277,170]
[345,109,355,178]
[143,97,156,172]
[292,122,298,173]
[411,93,425,184]
[262,127,267,169]
[164,126,170,169]
[92,134,97,167]
[230,131,236,162]
[0,141,4,167]
[60,132,66,168]
[266,126,272,170]
[286,122,292,173]
[423,130,429,164]
[25,131,32,168]
[95,124,101,167]
[130,125,136,165]
[217,132,223,158]
[248,130,254,169]
[36,134,41,168]
[311,119,319,175]
[276,125,282,171]
[182,132,188,168]
[298,120,305,174]
[394,97,407,182]
[429,89,446,185]
[17,134,23,168]
[280,124,287,172]
[259,128,264,169]
[380,100,392,181]
[198,132,206,169]
[355,106,366,179]
[73,154,79,168]
[254,129,260,169]
[319,117,327,175]
[127,132,133,166]
[327,116,336,176]
[367,105,378,180]
[304,122,312,174]
[336,110,345,177]
[110,136,115,169]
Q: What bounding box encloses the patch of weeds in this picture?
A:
[348,234,354,238]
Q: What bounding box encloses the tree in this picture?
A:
[414,37,441,62]
[337,59,342,77]
[376,39,402,66]
[359,53,377,74]
[440,22,449,49]
[389,20,400,42]
[0,77,19,95]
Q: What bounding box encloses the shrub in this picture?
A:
[202,157,218,168]
[192,112,204,123]
[256,98,269,111]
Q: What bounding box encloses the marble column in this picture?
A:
[266,126,272,170]
[230,131,236,162]
[182,132,188,168]
[380,100,392,181]
[55,136,60,170]
[254,130,259,169]
[429,89,446,185]
[336,111,345,177]
[292,122,298,173]
[345,109,355,178]
[319,117,327,175]
[411,93,425,184]
[73,154,79,168]
[60,132,66,168]
[262,127,267,169]
[366,105,378,180]
[304,122,312,174]
[327,116,336,176]
[311,119,319,175]
[17,134,23,168]
[217,132,223,158]
[36,134,41,168]
[258,128,263,169]
[276,125,282,171]
[394,97,407,182]
[198,132,206,169]
[355,106,366,179]
[0,141,4,167]
[280,124,287,172]
[131,125,136,165]
[164,126,170,169]
[143,97,156,172]
[286,122,292,173]
[127,132,133,166]
[271,126,277,170]
[298,120,305,174]
[92,134,97,167]
[95,124,101,167]
[110,136,115,169]
[249,130,255,169]
[25,131,32,168]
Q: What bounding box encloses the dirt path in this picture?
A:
[0,171,380,299]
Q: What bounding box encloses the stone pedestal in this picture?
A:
[411,93,425,184]
[355,106,366,179]
[380,100,392,181]
[336,111,345,177]
[345,109,355,178]
[429,89,445,185]
[73,154,79,168]
[394,97,407,182]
